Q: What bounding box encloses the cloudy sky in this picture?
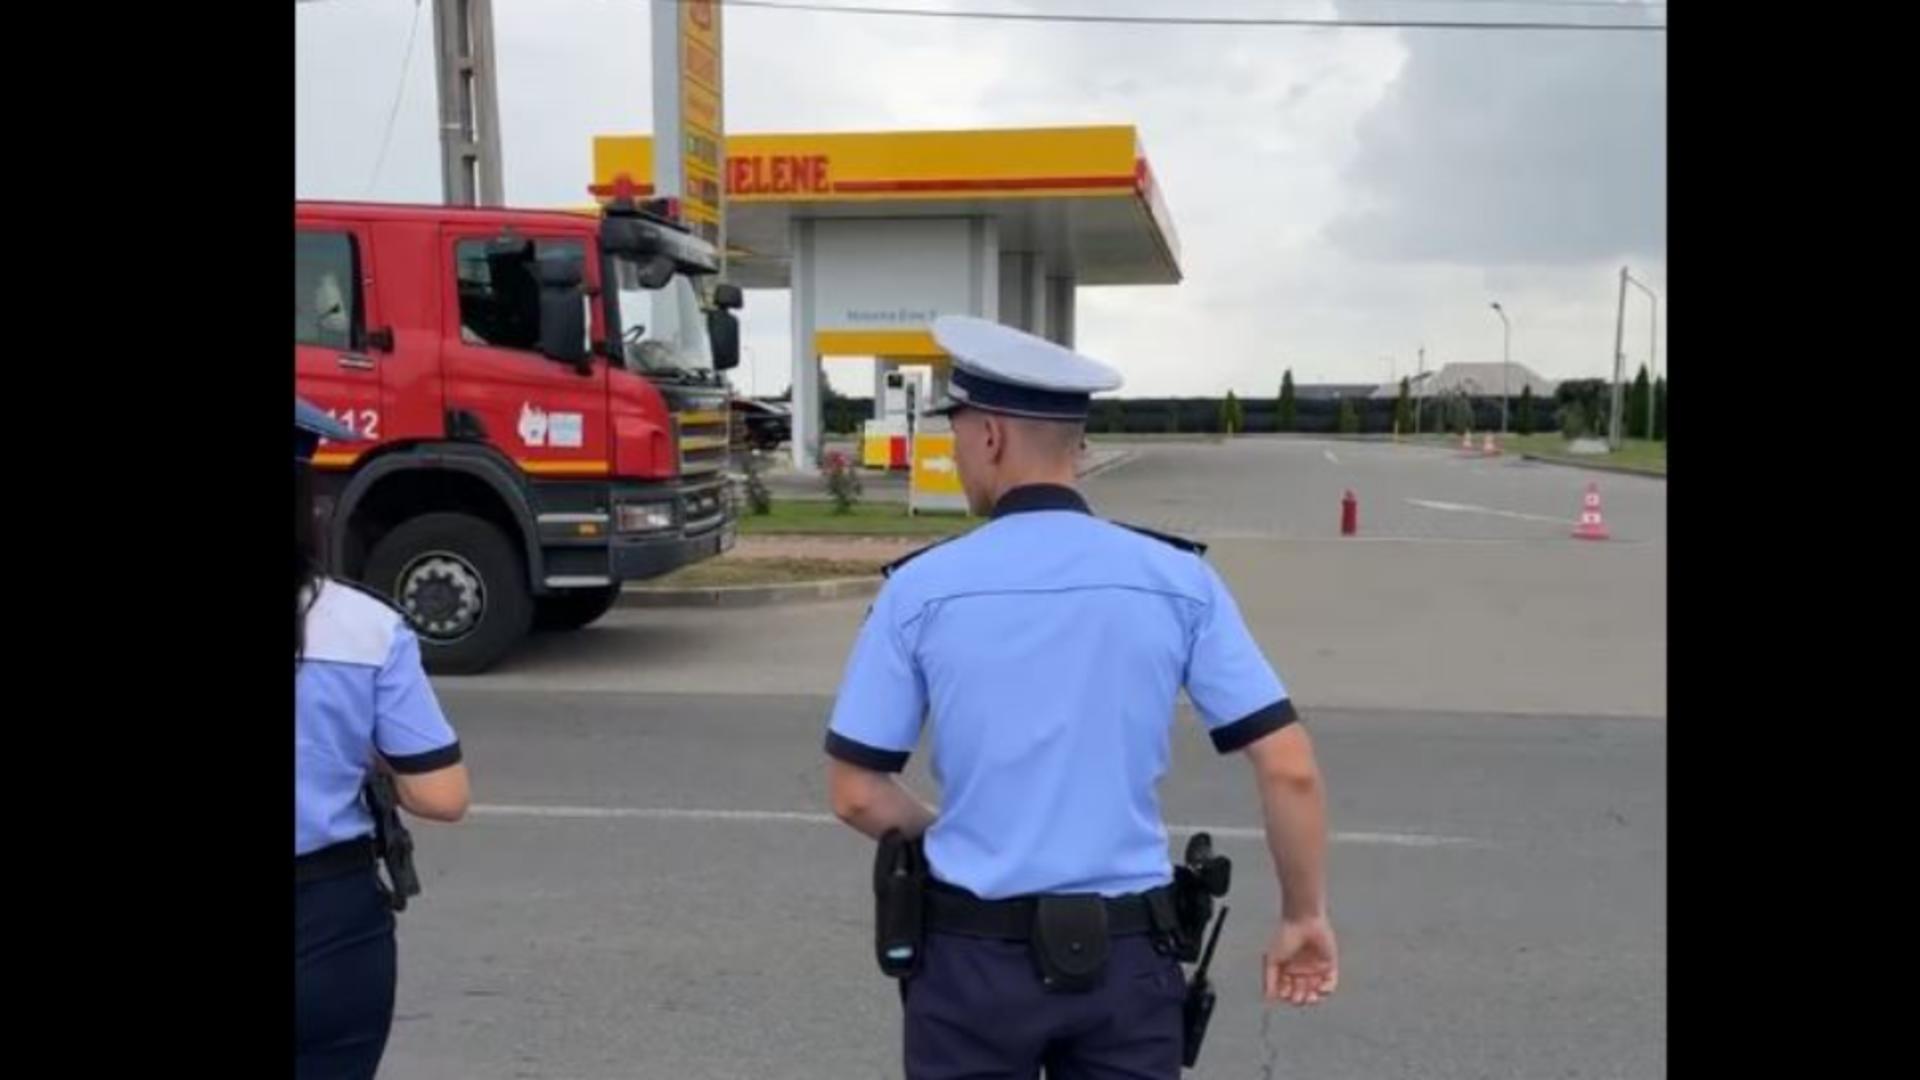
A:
[296,0,1666,397]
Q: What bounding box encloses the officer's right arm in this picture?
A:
[373,624,470,823]
[824,587,936,840]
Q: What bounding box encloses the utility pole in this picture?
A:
[1609,265,1628,449]
[1647,300,1658,438]
[1622,270,1659,441]
[432,0,504,206]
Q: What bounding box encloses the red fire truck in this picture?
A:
[295,196,741,673]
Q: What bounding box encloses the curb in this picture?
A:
[1518,453,1667,480]
[1076,449,1138,480]
[616,575,882,609]
[1084,436,1225,445]
[759,449,1135,504]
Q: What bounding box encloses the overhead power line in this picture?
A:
[295,0,1667,30]
[720,0,1667,32]
[365,0,427,197]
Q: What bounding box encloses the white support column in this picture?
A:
[928,365,950,411]
[973,217,1000,323]
[1045,275,1075,347]
[789,218,821,473]
[997,252,1048,334]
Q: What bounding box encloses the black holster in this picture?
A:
[873,830,928,979]
[1173,833,1233,1069]
[1170,833,1233,961]
[364,772,421,913]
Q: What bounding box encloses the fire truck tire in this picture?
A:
[363,512,533,675]
[533,584,623,632]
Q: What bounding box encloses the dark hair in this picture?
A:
[294,463,322,665]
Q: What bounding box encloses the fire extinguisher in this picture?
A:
[1340,490,1358,536]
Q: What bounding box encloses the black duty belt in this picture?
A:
[295,836,376,884]
[925,880,1174,940]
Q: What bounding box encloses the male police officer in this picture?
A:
[825,316,1338,1079]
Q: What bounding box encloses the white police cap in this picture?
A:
[927,315,1123,421]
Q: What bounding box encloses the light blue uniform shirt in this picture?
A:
[295,579,461,856]
[826,485,1295,900]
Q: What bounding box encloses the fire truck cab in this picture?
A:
[295,196,742,673]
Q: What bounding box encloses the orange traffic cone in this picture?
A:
[1572,482,1610,540]
[1459,430,1475,455]
[1481,432,1500,457]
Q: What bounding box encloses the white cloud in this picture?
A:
[1326,1,1667,266]
[297,0,1667,395]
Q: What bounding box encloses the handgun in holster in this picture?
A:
[1172,832,1234,1069]
[1171,832,1232,959]
[873,829,928,979]
[364,771,422,913]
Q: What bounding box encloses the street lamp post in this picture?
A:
[1489,302,1511,435]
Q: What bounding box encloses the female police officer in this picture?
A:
[296,399,470,1078]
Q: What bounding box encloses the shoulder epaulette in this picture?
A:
[883,535,961,578]
[1112,522,1208,557]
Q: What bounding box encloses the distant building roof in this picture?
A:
[1371,363,1557,400]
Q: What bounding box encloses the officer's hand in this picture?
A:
[1263,915,1339,1007]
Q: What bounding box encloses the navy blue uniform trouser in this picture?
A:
[903,931,1186,1080]
[296,866,397,1080]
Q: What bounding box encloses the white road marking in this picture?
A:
[468,804,1485,849]
[1190,532,1594,546]
[1323,449,1340,465]
[1406,498,1571,525]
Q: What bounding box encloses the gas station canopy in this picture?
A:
[591,125,1184,470]
[592,126,1182,291]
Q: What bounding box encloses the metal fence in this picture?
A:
[820,395,1566,436]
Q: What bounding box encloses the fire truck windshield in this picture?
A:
[614,260,714,376]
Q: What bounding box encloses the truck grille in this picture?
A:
[676,409,731,475]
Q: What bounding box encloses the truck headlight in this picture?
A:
[617,501,675,533]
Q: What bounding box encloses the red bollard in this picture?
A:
[1340,489,1358,536]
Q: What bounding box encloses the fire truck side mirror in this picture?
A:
[708,308,741,372]
[536,291,589,369]
[712,283,744,311]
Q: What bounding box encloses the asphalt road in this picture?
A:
[382,438,1666,1079]
[1087,436,1666,544]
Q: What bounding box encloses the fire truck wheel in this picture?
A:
[364,512,533,675]
[533,584,623,632]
